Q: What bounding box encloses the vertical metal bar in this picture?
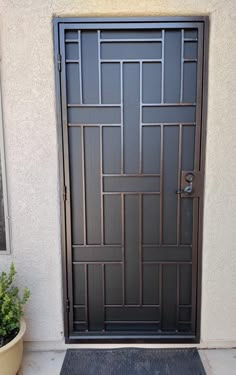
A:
[159,124,164,244]
[98,30,102,104]
[195,27,204,171]
[139,62,142,174]
[102,263,105,331]
[81,126,87,245]
[159,264,163,330]
[160,30,165,246]
[196,18,209,342]
[176,264,180,330]
[161,30,165,103]
[59,25,74,335]
[121,193,125,305]
[120,62,124,174]
[78,30,83,104]
[54,21,69,338]
[177,124,182,245]
[84,264,88,330]
[100,126,104,245]
[139,193,143,305]
[191,24,204,334]
[178,30,184,247]
[180,29,184,103]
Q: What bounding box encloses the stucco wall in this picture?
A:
[0,0,235,347]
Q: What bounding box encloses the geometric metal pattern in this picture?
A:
[59,22,204,338]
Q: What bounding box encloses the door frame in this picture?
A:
[53,16,209,344]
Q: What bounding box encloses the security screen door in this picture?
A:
[57,18,206,342]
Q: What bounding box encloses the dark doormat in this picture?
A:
[60,348,206,375]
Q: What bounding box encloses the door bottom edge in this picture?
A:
[66,334,198,344]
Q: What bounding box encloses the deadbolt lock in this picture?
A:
[185,173,195,183]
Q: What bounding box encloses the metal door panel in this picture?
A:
[55,17,208,342]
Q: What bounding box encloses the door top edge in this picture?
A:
[54,16,209,26]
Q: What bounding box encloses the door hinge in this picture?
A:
[66,299,70,313]
[57,53,62,72]
[63,185,67,201]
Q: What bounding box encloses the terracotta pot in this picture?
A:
[0,320,26,375]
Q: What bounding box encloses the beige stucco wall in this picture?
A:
[0,0,235,347]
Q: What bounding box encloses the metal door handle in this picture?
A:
[176,182,193,194]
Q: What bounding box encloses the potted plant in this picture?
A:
[0,263,30,375]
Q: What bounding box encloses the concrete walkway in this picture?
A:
[199,349,236,375]
[22,349,236,375]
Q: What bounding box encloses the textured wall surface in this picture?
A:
[0,0,236,346]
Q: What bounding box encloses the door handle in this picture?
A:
[176,182,193,195]
[176,172,194,195]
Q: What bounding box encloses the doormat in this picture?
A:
[60,348,206,375]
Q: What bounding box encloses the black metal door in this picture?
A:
[56,18,207,342]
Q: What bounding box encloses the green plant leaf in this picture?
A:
[0,263,30,346]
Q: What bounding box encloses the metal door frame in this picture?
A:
[53,16,209,344]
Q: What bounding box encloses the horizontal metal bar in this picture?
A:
[74,321,87,324]
[68,105,121,123]
[104,304,161,307]
[73,304,162,309]
[143,105,196,123]
[56,17,207,24]
[73,261,123,264]
[66,59,80,63]
[100,38,162,43]
[67,104,121,108]
[142,103,196,107]
[105,320,161,324]
[102,174,160,177]
[143,261,192,264]
[102,192,160,195]
[68,334,197,343]
[142,122,196,126]
[104,175,160,193]
[183,58,198,62]
[68,123,121,127]
[65,39,79,43]
[101,59,162,63]
[184,38,198,42]
[142,244,192,248]
[59,21,205,30]
[143,246,192,262]
[72,244,121,248]
[101,192,120,196]
[72,246,122,262]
